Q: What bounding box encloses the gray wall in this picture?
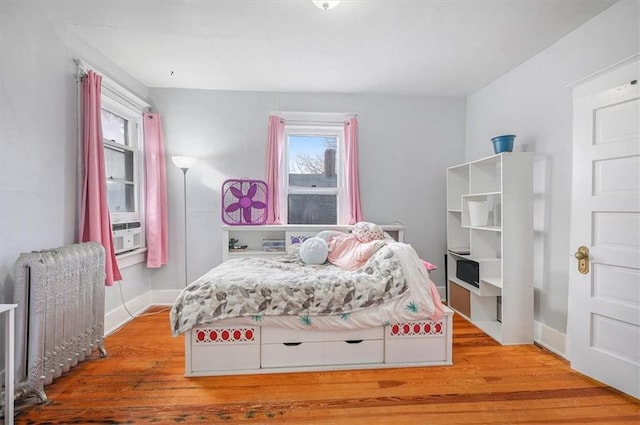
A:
[465,0,639,338]
[0,2,154,328]
[2,0,635,367]
[149,88,467,291]
[0,1,466,329]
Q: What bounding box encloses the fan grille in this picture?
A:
[221,179,268,225]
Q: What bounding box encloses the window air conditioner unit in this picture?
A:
[112,221,142,254]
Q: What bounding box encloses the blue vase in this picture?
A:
[491,135,515,154]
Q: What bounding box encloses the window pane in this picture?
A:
[105,145,134,181]
[107,181,135,212]
[288,194,337,225]
[101,109,128,145]
[288,135,337,188]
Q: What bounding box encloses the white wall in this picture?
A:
[0,2,153,344]
[465,0,639,343]
[0,0,466,342]
[3,0,633,366]
[148,88,467,293]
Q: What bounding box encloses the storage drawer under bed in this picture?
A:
[261,326,383,343]
[261,326,384,368]
[261,339,384,368]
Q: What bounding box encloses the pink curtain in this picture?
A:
[143,113,169,268]
[78,70,122,285]
[265,115,285,224]
[343,117,363,224]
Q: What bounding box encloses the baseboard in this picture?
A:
[104,290,181,336]
[534,320,567,359]
[152,289,181,306]
[104,290,154,336]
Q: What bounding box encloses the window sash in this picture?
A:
[104,142,135,183]
[106,181,136,213]
[287,133,338,188]
[101,108,128,145]
[287,193,338,225]
[283,125,344,224]
[101,98,143,224]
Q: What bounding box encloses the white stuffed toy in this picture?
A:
[299,236,329,265]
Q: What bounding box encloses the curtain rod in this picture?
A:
[271,111,357,123]
[74,58,151,111]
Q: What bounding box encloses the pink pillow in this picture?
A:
[421,259,437,271]
[352,222,384,243]
[327,234,384,271]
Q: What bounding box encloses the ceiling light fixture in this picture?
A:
[312,0,341,10]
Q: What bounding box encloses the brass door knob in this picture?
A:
[574,246,589,274]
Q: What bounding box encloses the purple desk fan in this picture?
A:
[221,179,268,225]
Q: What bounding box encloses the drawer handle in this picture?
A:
[345,339,363,344]
[283,342,302,346]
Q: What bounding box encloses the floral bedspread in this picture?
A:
[170,242,438,336]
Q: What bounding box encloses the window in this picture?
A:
[101,96,143,225]
[267,112,360,225]
[285,126,343,224]
[98,79,147,262]
[76,59,152,267]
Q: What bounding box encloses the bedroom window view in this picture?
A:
[101,107,139,219]
[287,133,339,225]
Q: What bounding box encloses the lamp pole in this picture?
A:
[171,156,197,286]
[180,166,189,287]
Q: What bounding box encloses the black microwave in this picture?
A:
[456,259,479,288]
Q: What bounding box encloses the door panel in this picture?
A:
[591,314,639,364]
[569,58,640,399]
[592,212,640,249]
[594,97,639,145]
[592,263,640,306]
[593,156,640,195]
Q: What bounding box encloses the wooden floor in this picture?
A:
[14,308,639,424]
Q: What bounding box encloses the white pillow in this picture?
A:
[299,237,329,265]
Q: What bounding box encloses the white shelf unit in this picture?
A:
[446,153,533,345]
[222,224,405,262]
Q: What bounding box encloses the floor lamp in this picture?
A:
[172,155,197,286]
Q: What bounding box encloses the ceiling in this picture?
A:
[52,0,617,97]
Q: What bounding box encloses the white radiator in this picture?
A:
[12,242,107,402]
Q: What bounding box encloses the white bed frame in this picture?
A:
[185,224,453,376]
[184,307,453,376]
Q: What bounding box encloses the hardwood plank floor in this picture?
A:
[14,308,639,424]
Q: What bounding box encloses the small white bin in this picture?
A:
[468,201,489,226]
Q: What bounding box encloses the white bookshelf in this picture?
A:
[446,153,533,345]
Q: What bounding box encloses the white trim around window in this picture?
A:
[283,121,346,225]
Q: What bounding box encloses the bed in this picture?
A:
[170,226,453,377]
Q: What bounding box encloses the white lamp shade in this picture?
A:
[171,156,197,170]
[312,0,341,10]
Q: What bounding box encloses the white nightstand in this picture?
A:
[1,304,16,425]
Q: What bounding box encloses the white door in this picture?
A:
[568,58,640,399]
